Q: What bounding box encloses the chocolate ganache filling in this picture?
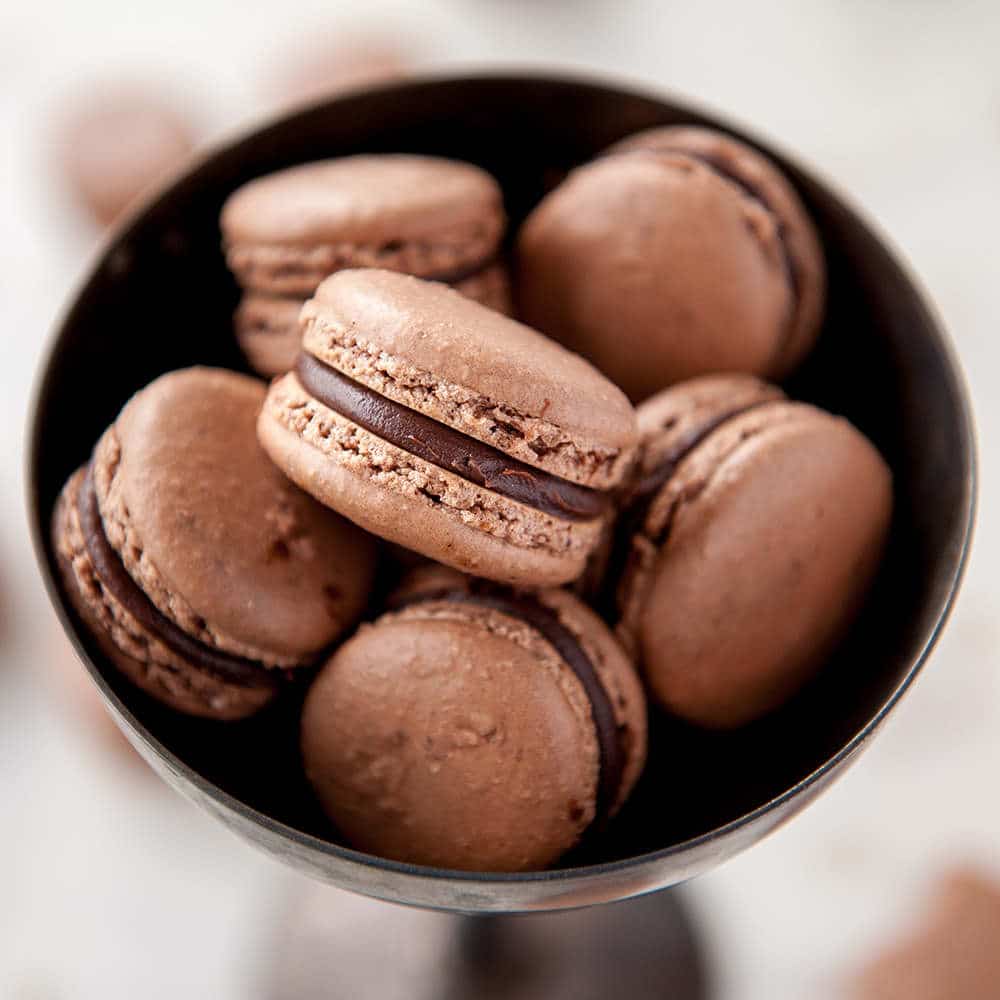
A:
[78,464,283,691]
[295,352,609,522]
[391,582,625,828]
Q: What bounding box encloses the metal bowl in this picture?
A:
[27,74,975,913]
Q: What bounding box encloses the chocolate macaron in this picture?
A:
[55,84,198,228]
[257,269,638,587]
[221,154,512,377]
[52,368,378,720]
[852,868,1000,1000]
[517,126,825,401]
[300,567,647,871]
[614,374,892,728]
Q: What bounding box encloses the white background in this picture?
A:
[1,1,999,997]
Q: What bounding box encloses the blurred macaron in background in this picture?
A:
[51,82,201,229]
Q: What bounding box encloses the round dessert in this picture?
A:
[613,374,893,728]
[51,367,378,720]
[300,567,647,871]
[221,154,512,376]
[55,85,197,228]
[516,125,825,401]
[852,868,1000,1000]
[257,269,638,587]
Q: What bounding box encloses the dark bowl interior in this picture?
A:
[28,75,974,912]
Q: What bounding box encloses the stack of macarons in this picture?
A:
[220,154,512,377]
[52,126,893,873]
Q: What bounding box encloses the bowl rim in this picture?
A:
[25,70,978,888]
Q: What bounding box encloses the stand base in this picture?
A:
[267,886,708,1000]
[453,891,707,1000]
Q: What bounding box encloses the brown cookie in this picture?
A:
[300,567,647,871]
[51,367,378,719]
[517,126,825,401]
[257,270,638,586]
[613,374,892,728]
[55,86,197,227]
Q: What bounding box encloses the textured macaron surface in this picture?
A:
[221,155,506,295]
[299,269,638,486]
[257,271,637,585]
[92,367,376,666]
[619,392,892,728]
[53,465,281,720]
[300,571,646,871]
[609,125,825,376]
[390,567,648,815]
[517,128,825,401]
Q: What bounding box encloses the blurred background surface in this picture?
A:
[2,1,999,997]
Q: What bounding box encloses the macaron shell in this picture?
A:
[52,468,275,720]
[96,367,377,666]
[516,153,791,401]
[235,294,304,378]
[221,155,505,296]
[302,269,638,483]
[390,567,648,814]
[611,126,826,376]
[635,373,786,478]
[257,376,599,586]
[301,616,600,871]
[624,403,892,728]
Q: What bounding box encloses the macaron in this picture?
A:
[221,154,512,376]
[51,367,378,720]
[852,868,1000,1000]
[257,269,638,587]
[516,125,825,401]
[55,84,198,228]
[613,374,892,729]
[300,567,647,871]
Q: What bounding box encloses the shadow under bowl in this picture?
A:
[27,74,975,913]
